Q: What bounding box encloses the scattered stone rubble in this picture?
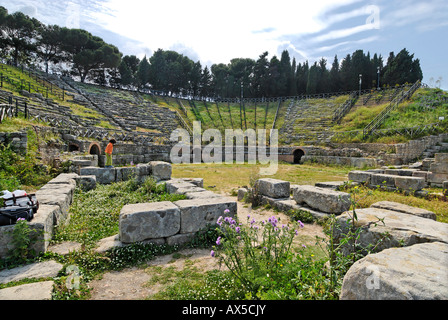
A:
[238,175,448,300]
[119,177,237,247]
[348,153,448,193]
[0,161,237,299]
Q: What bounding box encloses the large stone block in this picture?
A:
[76,175,97,191]
[136,163,151,179]
[46,173,78,186]
[115,167,135,182]
[384,169,417,176]
[412,171,428,181]
[149,161,172,181]
[293,185,351,214]
[165,180,198,194]
[340,242,448,300]
[370,201,436,220]
[394,176,425,191]
[79,167,116,184]
[255,178,290,199]
[0,281,54,300]
[38,182,76,201]
[174,197,237,234]
[348,171,372,183]
[35,192,71,224]
[428,172,448,186]
[429,162,448,174]
[119,201,180,243]
[370,174,397,188]
[435,153,448,163]
[334,208,448,255]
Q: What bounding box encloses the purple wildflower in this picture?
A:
[224,209,230,214]
[216,236,222,245]
[210,250,215,257]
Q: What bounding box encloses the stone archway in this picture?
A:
[293,148,305,164]
[88,142,101,156]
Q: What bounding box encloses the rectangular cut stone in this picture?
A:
[184,191,223,200]
[165,180,197,194]
[370,174,397,187]
[428,172,448,185]
[38,183,76,200]
[174,197,237,234]
[384,169,417,176]
[334,208,448,254]
[370,201,437,220]
[412,171,428,180]
[79,167,116,184]
[77,175,97,191]
[293,185,351,214]
[46,173,78,186]
[255,178,290,198]
[394,176,425,191]
[115,167,135,182]
[429,162,448,174]
[435,153,448,163]
[119,201,180,243]
[35,192,71,224]
[29,205,59,254]
[149,161,172,181]
[348,171,372,183]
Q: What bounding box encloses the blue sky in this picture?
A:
[2,0,447,89]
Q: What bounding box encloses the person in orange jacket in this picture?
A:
[105,138,116,167]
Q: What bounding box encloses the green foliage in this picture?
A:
[208,212,334,299]
[7,218,33,264]
[52,178,186,247]
[0,142,52,191]
[0,218,43,269]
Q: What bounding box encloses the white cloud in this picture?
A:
[90,0,362,63]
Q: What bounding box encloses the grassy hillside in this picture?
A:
[330,86,448,143]
[0,63,116,130]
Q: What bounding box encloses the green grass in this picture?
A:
[173,162,448,221]
[382,88,448,129]
[51,178,186,248]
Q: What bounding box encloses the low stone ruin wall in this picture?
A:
[0,131,27,155]
[348,153,448,190]
[79,161,172,184]
[239,178,352,220]
[301,155,377,168]
[119,178,237,246]
[0,161,176,259]
[0,173,78,259]
[239,177,448,299]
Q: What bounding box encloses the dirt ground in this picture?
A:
[88,197,327,300]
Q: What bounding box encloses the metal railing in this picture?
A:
[363,81,421,137]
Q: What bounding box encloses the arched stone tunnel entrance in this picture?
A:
[88,142,101,156]
[68,143,80,152]
[293,148,305,164]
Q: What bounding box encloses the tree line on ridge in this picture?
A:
[0,6,423,99]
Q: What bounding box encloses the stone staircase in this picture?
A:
[422,142,448,159]
[64,80,181,138]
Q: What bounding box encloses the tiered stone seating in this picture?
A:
[279,96,346,144]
